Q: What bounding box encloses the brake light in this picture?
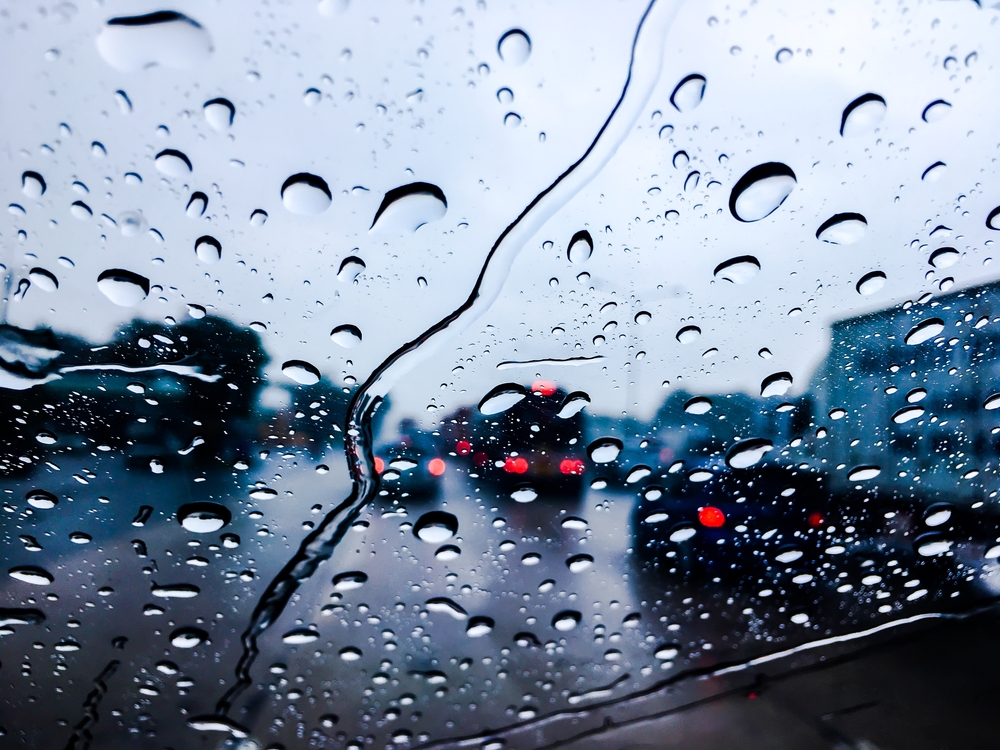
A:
[531,380,557,396]
[503,456,529,474]
[456,440,472,456]
[699,506,725,528]
[428,458,446,476]
[807,512,824,528]
[473,451,488,468]
[559,459,585,475]
[374,456,385,473]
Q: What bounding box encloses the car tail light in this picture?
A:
[559,458,585,475]
[374,456,385,474]
[808,512,824,528]
[456,440,472,456]
[531,380,557,396]
[427,458,446,476]
[698,506,725,528]
[473,451,488,468]
[503,456,529,474]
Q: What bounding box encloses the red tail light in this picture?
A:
[531,380,557,396]
[559,459,585,475]
[427,458,446,476]
[807,512,824,528]
[456,440,472,456]
[503,456,529,474]
[473,451,488,468]
[699,506,725,528]
[374,456,385,474]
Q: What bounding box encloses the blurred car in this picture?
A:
[373,418,447,502]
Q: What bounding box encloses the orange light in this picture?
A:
[531,380,557,396]
[807,512,824,528]
[504,456,529,474]
[559,459,585,475]
[374,456,385,473]
[699,506,725,528]
[427,458,446,476]
[456,440,472,456]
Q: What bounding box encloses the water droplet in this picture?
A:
[204,97,235,131]
[26,490,57,509]
[497,87,514,104]
[587,437,622,463]
[669,74,706,112]
[35,431,57,445]
[904,318,944,345]
[669,524,697,542]
[922,99,951,123]
[28,268,58,292]
[339,646,362,661]
[414,511,458,543]
[498,29,531,65]
[684,171,701,191]
[552,610,581,631]
[303,87,321,106]
[249,208,268,227]
[249,488,277,500]
[195,235,221,264]
[151,583,200,599]
[634,311,652,325]
[97,269,149,307]
[713,255,760,284]
[729,162,796,222]
[435,545,461,561]
[479,383,527,415]
[683,396,712,415]
[504,112,522,128]
[282,627,319,644]
[333,571,368,592]
[856,271,886,295]
[761,371,793,397]
[626,465,651,484]
[370,182,447,233]
[9,566,53,585]
[847,465,881,481]
[816,213,867,244]
[561,517,588,530]
[984,394,1000,411]
[426,597,468,620]
[922,161,947,182]
[655,644,679,660]
[154,148,192,177]
[330,324,362,348]
[281,173,332,215]
[839,93,886,136]
[567,230,593,263]
[892,405,925,424]
[186,192,208,217]
[96,11,212,72]
[929,247,959,268]
[334,256,366,283]
[466,616,494,637]
[676,325,701,344]
[169,627,208,649]
[915,533,951,557]
[924,504,952,527]
[21,171,45,199]
[556,391,590,418]
[989,206,1000,231]
[70,201,93,219]
[726,438,773,468]
[775,47,792,63]
[566,554,593,573]
[510,486,537,503]
[658,124,674,139]
[178,502,231,533]
[672,150,689,169]
[282,360,321,385]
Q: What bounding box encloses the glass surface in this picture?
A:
[2,1,1000,748]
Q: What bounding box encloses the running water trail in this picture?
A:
[204,0,683,727]
[63,659,120,750]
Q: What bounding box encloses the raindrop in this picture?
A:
[626,465,651,484]
[414,511,458,543]
[672,150,689,169]
[566,554,594,573]
[186,192,208,217]
[35,431,57,445]
[281,173,332,215]
[303,87,321,106]
[96,11,212,73]
[556,391,590,418]
[426,598,468,620]
[655,644,679,660]
[9,566,53,585]
[856,271,886,295]
[339,646,362,661]
[497,87,514,104]
[552,610,581,631]
[97,269,149,307]
[151,584,200,599]
[924,504,953,527]
[929,247,959,268]
[26,490,57,509]
[479,383,527,415]
[249,208,268,227]
[775,547,803,563]
[839,93,886,136]
[154,148,192,177]
[28,268,58,292]
[511,487,537,503]
[567,230,594,263]
[684,171,700,191]
[683,396,712,415]
[658,124,674,139]
[904,318,944,345]
[178,502,231,533]
[370,182,447,233]
[761,372,793,397]
[906,388,927,403]
[170,627,208,648]
[921,100,951,123]
[848,465,881,481]
[588,437,622,463]
[816,213,867,245]
[676,325,701,344]
[726,438,773,469]
[329,571,367,593]
[70,201,93,219]
[435,545,461,561]
[915,533,952,557]
[21,171,45,199]
[466,616,494,637]
[713,255,760,284]
[282,360,321,385]
[983,394,1000,411]
[775,48,792,63]
[669,74,706,112]
[504,112,522,128]
[330,324,362,348]
[634,311,652,325]
[204,98,235,131]
[249,488,277,500]
[892,406,925,424]
[194,235,221,264]
[497,29,531,65]
[282,628,319,645]
[729,163,796,222]
[337,256,366,282]
[921,161,947,182]
[561,517,588,530]
[989,206,1000,231]
[669,524,697,542]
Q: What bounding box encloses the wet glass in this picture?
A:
[3,1,1000,748]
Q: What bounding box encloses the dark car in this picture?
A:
[373,418,447,502]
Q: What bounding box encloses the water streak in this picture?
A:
[497,355,605,369]
[210,0,682,724]
[63,659,120,750]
